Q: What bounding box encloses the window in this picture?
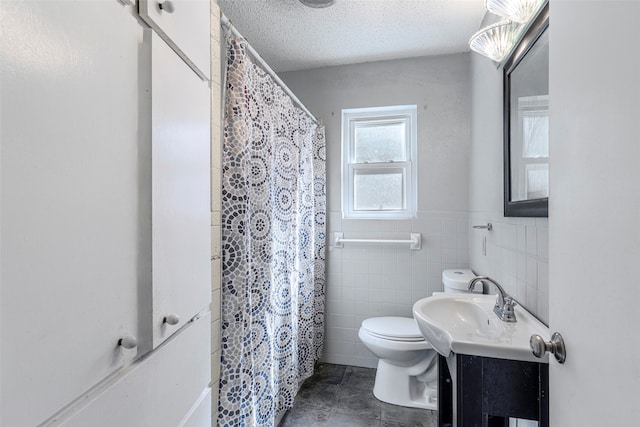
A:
[513,95,549,201]
[342,105,417,219]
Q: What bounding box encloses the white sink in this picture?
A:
[412,293,550,363]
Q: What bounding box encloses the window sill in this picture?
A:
[342,211,416,220]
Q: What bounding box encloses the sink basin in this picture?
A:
[413,293,550,363]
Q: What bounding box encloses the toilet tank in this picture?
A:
[442,269,481,294]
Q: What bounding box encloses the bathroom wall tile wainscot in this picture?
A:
[325,211,469,367]
[468,212,549,324]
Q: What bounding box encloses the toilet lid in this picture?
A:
[361,317,425,341]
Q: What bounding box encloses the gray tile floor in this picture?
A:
[279,363,437,427]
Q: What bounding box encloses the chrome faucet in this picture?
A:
[468,276,517,322]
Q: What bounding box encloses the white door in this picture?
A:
[549,1,640,425]
[139,0,211,80]
[151,32,211,348]
[0,2,144,425]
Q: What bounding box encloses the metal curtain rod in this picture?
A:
[333,232,422,250]
[220,14,320,125]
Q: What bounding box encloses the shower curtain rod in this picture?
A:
[220,14,320,125]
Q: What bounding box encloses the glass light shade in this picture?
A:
[485,0,543,23]
[469,20,520,63]
[299,0,335,8]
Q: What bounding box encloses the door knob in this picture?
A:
[158,1,175,13]
[118,335,138,349]
[530,332,566,364]
[163,313,180,326]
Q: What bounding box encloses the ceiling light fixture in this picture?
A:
[469,20,520,63]
[485,0,543,23]
[299,0,336,8]
[469,0,545,62]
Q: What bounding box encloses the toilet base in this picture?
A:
[372,359,438,410]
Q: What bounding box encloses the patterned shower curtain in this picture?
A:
[218,36,326,427]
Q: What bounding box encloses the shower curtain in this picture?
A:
[218,36,326,427]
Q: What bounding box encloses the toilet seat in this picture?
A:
[361,317,425,342]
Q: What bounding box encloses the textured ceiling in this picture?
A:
[217,0,487,72]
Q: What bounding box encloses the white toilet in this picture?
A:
[358,268,479,410]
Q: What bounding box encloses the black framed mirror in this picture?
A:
[503,3,549,217]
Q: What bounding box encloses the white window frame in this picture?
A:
[341,105,417,219]
[515,95,549,201]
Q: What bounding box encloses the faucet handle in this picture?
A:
[494,295,518,322]
[503,296,517,307]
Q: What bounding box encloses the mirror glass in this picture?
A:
[504,4,549,217]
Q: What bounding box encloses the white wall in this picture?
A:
[468,43,549,324]
[282,54,471,367]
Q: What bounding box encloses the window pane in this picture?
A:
[354,170,403,210]
[522,113,549,158]
[354,122,406,163]
[525,163,549,199]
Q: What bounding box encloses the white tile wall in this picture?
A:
[324,210,469,368]
[469,212,549,324]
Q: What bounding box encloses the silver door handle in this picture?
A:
[530,332,566,364]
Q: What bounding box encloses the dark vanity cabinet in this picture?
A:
[438,354,549,427]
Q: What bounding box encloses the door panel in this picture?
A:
[549,2,640,425]
[151,32,211,348]
[139,0,210,80]
[0,2,143,425]
[181,388,212,427]
[60,314,211,427]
